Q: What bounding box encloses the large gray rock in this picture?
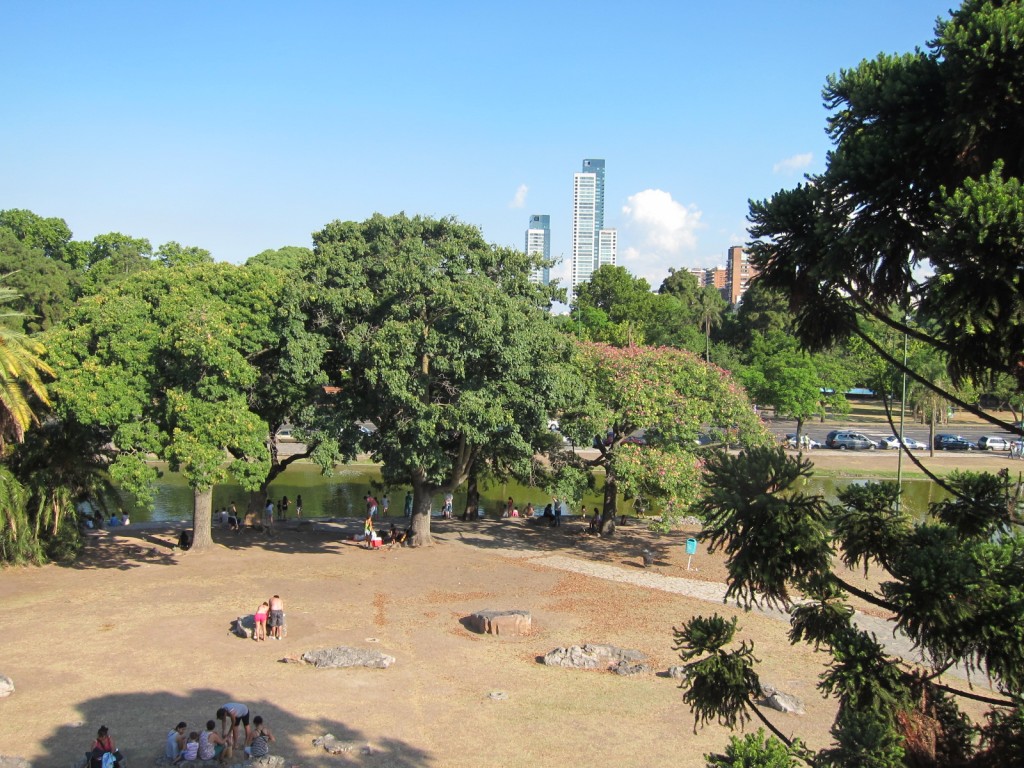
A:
[0,676,13,697]
[667,666,687,680]
[312,734,365,754]
[301,646,395,669]
[613,660,652,676]
[543,644,646,671]
[758,683,805,715]
[466,609,532,636]
[230,615,255,639]
[0,757,31,768]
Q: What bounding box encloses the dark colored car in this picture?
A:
[826,431,876,450]
[934,434,974,451]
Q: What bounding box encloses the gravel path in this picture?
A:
[528,552,978,684]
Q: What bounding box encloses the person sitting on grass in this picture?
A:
[166,721,187,762]
[198,720,229,763]
[245,716,275,759]
[176,731,200,763]
[89,725,124,768]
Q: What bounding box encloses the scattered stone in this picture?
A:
[488,691,509,701]
[667,666,686,680]
[0,757,31,768]
[312,734,361,754]
[242,756,285,768]
[466,609,532,637]
[613,660,652,676]
[758,683,805,715]
[0,676,14,697]
[641,548,654,567]
[230,615,255,639]
[300,646,395,669]
[542,644,647,671]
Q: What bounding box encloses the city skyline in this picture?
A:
[0,2,955,290]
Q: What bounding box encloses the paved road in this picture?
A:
[766,417,1021,454]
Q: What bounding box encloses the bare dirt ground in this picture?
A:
[3,515,838,768]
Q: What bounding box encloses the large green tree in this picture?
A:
[45,264,292,551]
[558,342,770,531]
[0,284,54,448]
[305,213,570,547]
[747,0,1024,430]
[683,2,1024,764]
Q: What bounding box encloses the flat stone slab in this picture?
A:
[300,646,395,669]
[0,757,31,768]
[466,609,532,636]
[0,676,14,697]
[312,734,370,755]
[543,643,647,671]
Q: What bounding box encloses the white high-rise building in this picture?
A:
[525,214,551,285]
[571,158,615,295]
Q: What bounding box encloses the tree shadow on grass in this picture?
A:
[39,688,433,768]
[432,518,692,570]
[63,520,365,570]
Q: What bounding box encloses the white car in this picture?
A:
[977,435,1011,451]
[879,435,926,450]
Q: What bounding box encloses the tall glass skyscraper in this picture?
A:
[572,158,615,295]
[525,214,551,285]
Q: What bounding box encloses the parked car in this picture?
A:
[784,434,821,449]
[934,434,975,451]
[879,435,926,450]
[622,434,648,446]
[977,435,1011,451]
[825,431,876,450]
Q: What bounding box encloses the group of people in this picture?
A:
[251,595,286,641]
[161,702,275,764]
[215,502,242,533]
[81,511,131,530]
[360,516,410,549]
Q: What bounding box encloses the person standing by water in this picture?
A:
[381,494,390,517]
[279,495,289,521]
[404,491,413,518]
[295,494,303,518]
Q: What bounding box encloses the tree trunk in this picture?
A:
[247,481,270,528]
[796,416,805,451]
[600,470,617,537]
[463,470,479,521]
[409,482,434,547]
[191,486,214,551]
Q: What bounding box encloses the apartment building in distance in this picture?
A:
[571,158,616,296]
[525,214,551,285]
[689,246,758,305]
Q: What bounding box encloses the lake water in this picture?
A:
[106,461,948,524]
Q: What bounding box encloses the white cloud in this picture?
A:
[773,152,813,174]
[621,189,703,253]
[508,183,528,209]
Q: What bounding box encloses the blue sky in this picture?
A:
[2,1,955,290]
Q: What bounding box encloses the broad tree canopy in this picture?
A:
[305,213,571,546]
[45,263,289,549]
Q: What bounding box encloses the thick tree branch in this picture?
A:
[830,574,898,613]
